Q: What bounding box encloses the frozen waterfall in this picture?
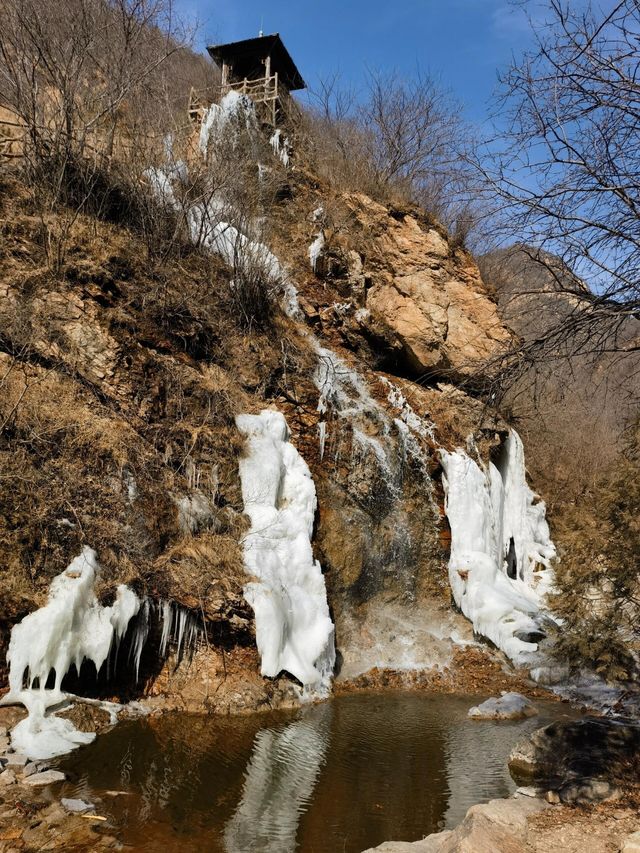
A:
[235,410,335,691]
[3,546,141,760]
[440,431,556,663]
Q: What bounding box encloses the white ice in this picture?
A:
[440,431,556,664]
[309,232,325,272]
[235,410,335,689]
[4,547,141,760]
[269,128,291,167]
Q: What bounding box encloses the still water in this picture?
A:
[57,693,573,852]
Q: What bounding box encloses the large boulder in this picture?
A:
[344,194,512,380]
[509,716,640,803]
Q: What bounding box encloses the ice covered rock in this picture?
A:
[3,547,141,760]
[440,430,555,663]
[468,692,538,720]
[235,410,335,690]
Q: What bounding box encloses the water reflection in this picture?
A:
[224,704,331,852]
[57,694,578,853]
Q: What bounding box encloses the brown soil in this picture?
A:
[527,793,640,852]
[337,646,564,703]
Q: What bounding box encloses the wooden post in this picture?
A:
[221,62,228,89]
[265,53,271,103]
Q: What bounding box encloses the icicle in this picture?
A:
[318,421,327,461]
[309,232,325,272]
[128,600,150,682]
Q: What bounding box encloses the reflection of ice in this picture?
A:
[441,719,515,829]
[224,704,332,853]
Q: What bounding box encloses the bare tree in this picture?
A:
[305,69,481,241]
[0,0,197,267]
[476,0,640,386]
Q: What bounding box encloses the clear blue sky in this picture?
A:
[176,0,538,125]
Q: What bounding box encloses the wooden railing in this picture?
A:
[220,73,279,125]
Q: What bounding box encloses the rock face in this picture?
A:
[344,194,512,379]
[0,166,516,714]
[508,716,640,802]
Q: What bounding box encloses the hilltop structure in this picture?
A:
[206,33,306,126]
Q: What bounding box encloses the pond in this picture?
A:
[56,692,575,852]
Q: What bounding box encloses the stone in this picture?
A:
[621,830,640,853]
[61,798,95,814]
[514,786,539,798]
[545,790,560,804]
[0,770,17,786]
[6,753,28,767]
[23,770,66,786]
[468,692,538,721]
[558,778,619,805]
[22,762,39,778]
[509,716,640,788]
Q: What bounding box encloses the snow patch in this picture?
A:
[235,410,335,690]
[440,431,556,664]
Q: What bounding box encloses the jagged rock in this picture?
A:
[344,193,512,379]
[6,753,28,767]
[468,692,538,720]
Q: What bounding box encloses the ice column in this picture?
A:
[235,410,335,689]
[440,430,555,663]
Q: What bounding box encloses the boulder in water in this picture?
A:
[468,692,538,720]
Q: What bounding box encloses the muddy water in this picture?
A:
[57,693,575,852]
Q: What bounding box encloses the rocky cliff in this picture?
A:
[0,145,525,719]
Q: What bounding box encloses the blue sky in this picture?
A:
[176,0,538,125]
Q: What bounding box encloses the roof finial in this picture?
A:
[258,15,264,37]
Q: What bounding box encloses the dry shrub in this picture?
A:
[549,420,640,680]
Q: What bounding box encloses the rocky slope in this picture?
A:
[0,143,525,718]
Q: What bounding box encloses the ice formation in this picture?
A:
[145,93,303,323]
[269,128,291,167]
[440,431,556,663]
[235,410,335,689]
[4,547,141,760]
[199,91,259,159]
[158,599,202,659]
[309,231,325,272]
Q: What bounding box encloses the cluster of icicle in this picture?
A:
[440,431,556,664]
[235,410,335,694]
[2,547,203,760]
[269,128,291,167]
